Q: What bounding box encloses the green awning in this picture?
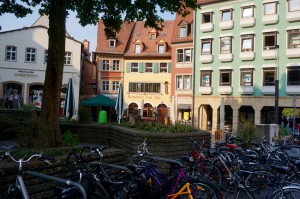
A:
[80,94,116,107]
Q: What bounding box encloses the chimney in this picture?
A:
[83,39,90,52]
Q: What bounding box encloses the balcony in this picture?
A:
[218,86,232,94]
[239,86,254,94]
[219,53,233,62]
[262,49,276,60]
[219,20,233,30]
[286,47,300,58]
[262,14,278,25]
[200,54,213,63]
[199,86,213,94]
[240,17,255,27]
[240,51,255,61]
[287,11,300,22]
[286,86,300,95]
[200,23,214,32]
[261,86,275,95]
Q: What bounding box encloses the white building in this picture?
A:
[0,16,81,115]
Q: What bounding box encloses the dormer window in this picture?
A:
[133,39,143,53]
[149,29,157,40]
[108,39,116,47]
[135,44,141,53]
[179,25,187,38]
[158,45,164,53]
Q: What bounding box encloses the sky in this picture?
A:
[0,5,175,53]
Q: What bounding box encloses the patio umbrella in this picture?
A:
[140,97,144,118]
[64,78,75,119]
[115,83,124,124]
[220,97,225,133]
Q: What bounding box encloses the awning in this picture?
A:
[177,104,191,110]
[80,94,116,107]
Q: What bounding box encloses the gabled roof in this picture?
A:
[96,20,135,54]
[171,7,194,44]
[124,20,174,58]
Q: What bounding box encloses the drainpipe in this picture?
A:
[192,8,197,127]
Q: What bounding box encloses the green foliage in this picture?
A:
[279,125,289,137]
[77,106,91,124]
[237,120,256,146]
[62,130,79,147]
[282,108,300,117]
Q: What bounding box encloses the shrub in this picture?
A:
[62,130,79,147]
[237,120,256,147]
[77,106,91,124]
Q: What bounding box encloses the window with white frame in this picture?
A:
[219,70,232,86]
[158,45,164,53]
[131,63,138,72]
[160,63,167,73]
[177,48,192,63]
[113,60,119,70]
[264,2,277,15]
[176,76,183,89]
[145,63,153,72]
[202,12,213,23]
[26,48,36,62]
[44,50,48,63]
[288,0,300,12]
[262,68,276,86]
[183,75,192,89]
[221,9,233,21]
[102,81,109,91]
[200,71,212,87]
[287,29,300,49]
[263,32,277,50]
[287,66,300,85]
[240,69,253,86]
[241,34,254,51]
[5,46,17,61]
[201,39,212,55]
[135,44,141,53]
[102,60,109,70]
[64,52,72,65]
[179,25,187,38]
[150,33,156,40]
[112,81,119,91]
[109,39,116,47]
[241,6,254,18]
[220,37,232,54]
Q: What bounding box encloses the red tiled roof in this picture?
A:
[197,0,228,5]
[171,8,194,44]
[96,20,135,54]
[124,20,175,58]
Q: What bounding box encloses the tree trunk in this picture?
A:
[37,0,67,148]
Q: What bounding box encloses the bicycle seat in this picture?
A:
[126,164,146,175]
[270,164,289,174]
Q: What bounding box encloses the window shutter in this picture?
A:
[153,62,159,73]
[168,62,172,73]
[139,62,144,73]
[126,62,131,73]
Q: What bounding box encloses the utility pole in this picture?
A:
[274,45,279,125]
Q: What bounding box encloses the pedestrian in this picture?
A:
[282,116,288,127]
[288,117,294,134]
[129,114,133,125]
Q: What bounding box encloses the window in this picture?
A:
[113,60,119,70]
[220,37,232,54]
[129,83,161,93]
[287,66,300,85]
[241,34,254,51]
[5,46,17,61]
[242,6,254,18]
[202,12,213,23]
[263,32,277,50]
[145,63,153,72]
[113,81,119,91]
[200,71,212,87]
[179,25,187,38]
[26,48,36,62]
[158,45,164,53]
[240,69,253,86]
[176,76,183,89]
[201,39,212,55]
[135,44,141,53]
[287,29,300,49]
[177,48,192,63]
[263,68,276,86]
[44,50,48,63]
[102,81,109,91]
[176,75,192,89]
[102,60,109,70]
[64,52,72,65]
[150,33,156,40]
[221,9,233,21]
[131,63,138,72]
[109,39,116,47]
[288,0,300,12]
[160,63,167,73]
[264,2,277,15]
[220,70,232,86]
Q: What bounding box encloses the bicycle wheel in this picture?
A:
[269,186,300,199]
[189,180,222,199]
[244,169,276,192]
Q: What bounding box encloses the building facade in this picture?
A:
[194,0,300,132]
